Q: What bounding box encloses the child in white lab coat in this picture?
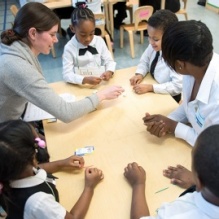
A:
[62,2,116,85]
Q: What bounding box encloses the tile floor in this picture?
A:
[1,0,219,83]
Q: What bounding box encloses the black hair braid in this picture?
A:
[71,5,95,27]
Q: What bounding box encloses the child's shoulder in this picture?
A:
[142,44,157,57]
[93,35,104,43]
[90,35,106,48]
[65,36,78,48]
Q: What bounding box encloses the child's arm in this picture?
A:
[65,167,104,219]
[99,37,116,78]
[38,156,85,173]
[152,69,183,95]
[124,162,150,219]
[62,43,85,85]
[130,46,152,86]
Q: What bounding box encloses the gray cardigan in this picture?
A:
[0,41,99,123]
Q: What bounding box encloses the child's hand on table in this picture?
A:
[62,155,85,169]
[83,76,102,85]
[85,167,104,189]
[133,84,153,94]
[124,162,146,187]
[130,74,143,86]
[100,71,113,81]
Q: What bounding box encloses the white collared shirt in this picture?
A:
[10,168,66,219]
[136,44,182,96]
[168,52,219,146]
[62,35,116,85]
[141,192,219,219]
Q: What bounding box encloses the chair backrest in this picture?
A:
[94,14,114,60]
[10,5,19,17]
[127,0,139,6]
[9,4,57,58]
[181,0,187,10]
[94,13,105,37]
[134,6,154,30]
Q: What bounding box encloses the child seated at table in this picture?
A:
[143,20,219,189]
[0,120,103,218]
[29,122,85,173]
[129,10,182,103]
[62,2,116,86]
[124,124,219,219]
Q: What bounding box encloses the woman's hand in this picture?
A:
[97,86,124,101]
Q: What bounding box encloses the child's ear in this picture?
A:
[175,60,185,71]
[69,25,75,33]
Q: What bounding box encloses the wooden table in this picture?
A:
[44,66,191,218]
[43,0,71,9]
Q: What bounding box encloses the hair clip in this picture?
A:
[7,29,15,37]
[35,137,46,148]
[76,1,88,8]
[0,182,3,194]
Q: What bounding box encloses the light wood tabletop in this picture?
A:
[44,66,191,218]
[43,0,72,9]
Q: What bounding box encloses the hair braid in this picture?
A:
[71,6,95,27]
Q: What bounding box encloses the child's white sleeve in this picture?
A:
[153,69,182,95]
[135,45,152,76]
[99,37,116,73]
[24,192,66,219]
[62,43,84,85]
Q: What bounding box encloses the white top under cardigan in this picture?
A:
[136,44,182,96]
[62,35,116,85]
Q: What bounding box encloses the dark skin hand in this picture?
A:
[100,71,113,81]
[82,76,102,85]
[130,74,144,86]
[124,162,150,219]
[133,84,153,94]
[143,113,178,137]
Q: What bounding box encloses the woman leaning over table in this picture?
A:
[0,2,124,123]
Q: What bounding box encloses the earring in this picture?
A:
[179,66,182,70]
